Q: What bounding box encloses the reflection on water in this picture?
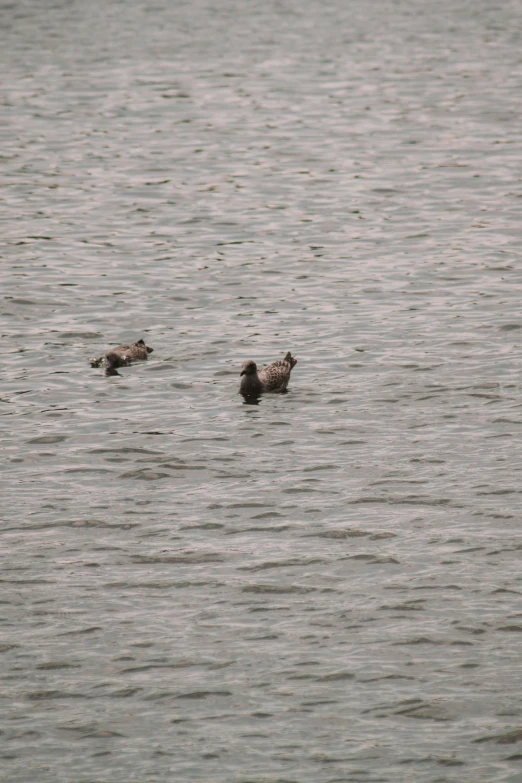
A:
[241,395,261,406]
[2,0,522,781]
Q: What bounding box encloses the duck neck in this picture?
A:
[240,372,262,396]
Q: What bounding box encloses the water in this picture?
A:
[2,0,522,780]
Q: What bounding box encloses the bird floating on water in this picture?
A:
[90,339,154,374]
[240,352,297,396]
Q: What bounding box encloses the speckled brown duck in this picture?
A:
[90,339,153,373]
[240,352,297,396]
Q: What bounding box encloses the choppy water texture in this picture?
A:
[2,0,522,781]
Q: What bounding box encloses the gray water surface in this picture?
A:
[2,0,522,781]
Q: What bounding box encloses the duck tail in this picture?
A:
[136,338,153,354]
[284,352,297,369]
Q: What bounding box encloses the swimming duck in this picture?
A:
[240,352,297,396]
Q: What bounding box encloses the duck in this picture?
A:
[240,351,297,396]
[90,339,153,373]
